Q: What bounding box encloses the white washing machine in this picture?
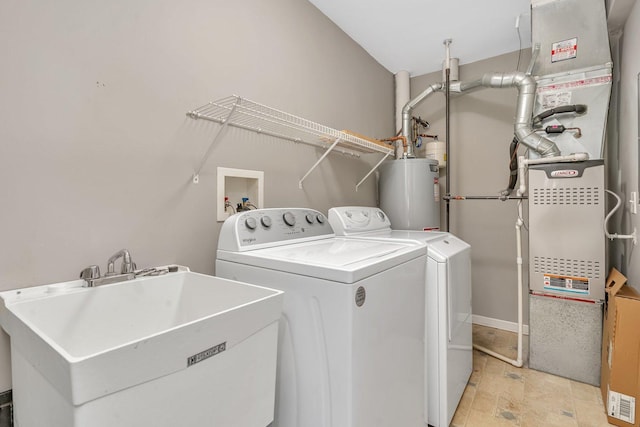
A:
[216,208,428,427]
[328,206,472,427]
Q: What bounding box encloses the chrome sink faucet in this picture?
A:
[79,249,178,287]
[106,249,136,275]
[80,249,136,287]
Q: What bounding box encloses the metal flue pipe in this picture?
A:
[401,83,443,158]
[444,39,452,232]
[401,72,561,158]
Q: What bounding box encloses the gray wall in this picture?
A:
[0,0,393,391]
[410,50,532,326]
[613,0,640,284]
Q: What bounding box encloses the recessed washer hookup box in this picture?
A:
[601,268,640,427]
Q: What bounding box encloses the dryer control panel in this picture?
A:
[218,208,333,251]
[328,206,392,235]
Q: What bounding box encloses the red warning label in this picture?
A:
[537,75,612,94]
[543,273,589,294]
[551,38,577,63]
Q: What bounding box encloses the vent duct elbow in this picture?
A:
[479,72,560,157]
[490,72,561,158]
[401,82,443,158]
[401,71,560,158]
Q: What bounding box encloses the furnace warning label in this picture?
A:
[540,92,572,110]
[551,38,578,63]
[543,274,589,294]
[537,75,612,95]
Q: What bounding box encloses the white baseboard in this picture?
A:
[473,314,529,336]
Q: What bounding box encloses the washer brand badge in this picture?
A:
[355,286,366,307]
[187,342,226,367]
[551,169,578,178]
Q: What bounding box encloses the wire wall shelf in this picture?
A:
[186,95,393,189]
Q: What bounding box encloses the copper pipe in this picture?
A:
[381,136,408,154]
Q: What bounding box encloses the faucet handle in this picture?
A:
[80,265,101,280]
[121,260,136,274]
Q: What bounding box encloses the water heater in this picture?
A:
[379,158,440,231]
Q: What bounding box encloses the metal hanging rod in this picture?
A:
[445,195,528,200]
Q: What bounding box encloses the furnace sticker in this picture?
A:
[551,38,578,63]
[543,274,589,294]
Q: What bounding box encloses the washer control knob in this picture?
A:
[244,217,257,230]
[376,211,386,221]
[261,216,272,228]
[305,214,315,224]
[283,212,296,226]
[316,214,325,224]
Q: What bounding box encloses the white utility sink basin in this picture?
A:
[0,269,283,427]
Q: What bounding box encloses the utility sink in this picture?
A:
[0,269,283,427]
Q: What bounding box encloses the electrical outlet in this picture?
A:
[631,192,638,215]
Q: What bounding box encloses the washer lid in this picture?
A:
[334,229,470,263]
[361,230,449,243]
[216,237,426,283]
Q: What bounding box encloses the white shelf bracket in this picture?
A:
[355,151,392,192]
[191,97,242,184]
[298,137,342,189]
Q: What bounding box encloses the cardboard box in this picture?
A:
[601,268,640,426]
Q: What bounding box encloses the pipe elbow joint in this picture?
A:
[513,72,531,86]
[538,141,562,157]
[515,127,561,158]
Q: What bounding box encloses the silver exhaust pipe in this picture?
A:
[401,72,560,158]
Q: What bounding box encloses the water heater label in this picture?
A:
[551,38,577,63]
[543,274,589,294]
[187,342,227,367]
[434,177,440,202]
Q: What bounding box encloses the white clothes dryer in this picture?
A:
[216,208,428,427]
[328,206,472,427]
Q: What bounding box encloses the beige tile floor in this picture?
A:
[451,325,612,426]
